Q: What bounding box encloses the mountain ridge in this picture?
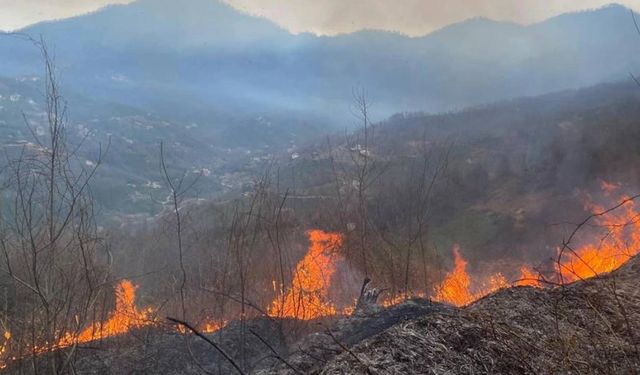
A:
[2,1,640,126]
[10,2,635,39]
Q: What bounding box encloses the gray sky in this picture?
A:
[1,0,640,35]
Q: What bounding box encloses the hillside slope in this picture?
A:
[0,75,323,217]
[273,255,640,374]
[274,80,640,269]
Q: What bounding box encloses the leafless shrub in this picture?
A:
[0,38,111,373]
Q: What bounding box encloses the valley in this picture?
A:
[1,1,640,374]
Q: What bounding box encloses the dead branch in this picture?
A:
[166,317,246,375]
[249,328,302,374]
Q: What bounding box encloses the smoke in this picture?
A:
[224,0,640,36]
[5,0,640,35]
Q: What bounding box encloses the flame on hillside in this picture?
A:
[2,186,638,368]
[432,245,475,306]
[202,320,228,333]
[430,189,640,306]
[0,280,226,369]
[516,266,542,288]
[430,246,514,307]
[268,230,343,320]
[558,193,640,282]
[0,280,154,369]
[58,280,154,346]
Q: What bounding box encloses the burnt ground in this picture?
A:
[311,256,640,374]
[3,298,444,374]
[254,299,453,375]
[4,317,287,374]
[5,256,640,374]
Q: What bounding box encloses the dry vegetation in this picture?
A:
[2,39,640,374]
[313,256,640,374]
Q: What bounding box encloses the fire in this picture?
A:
[0,280,157,369]
[516,266,542,288]
[559,195,640,282]
[432,245,475,306]
[59,280,154,346]
[382,293,411,308]
[431,191,640,306]
[201,320,227,333]
[292,194,639,311]
[268,230,343,320]
[381,291,428,308]
[0,332,9,369]
[1,188,637,369]
[432,248,538,307]
[488,273,508,290]
[0,278,234,369]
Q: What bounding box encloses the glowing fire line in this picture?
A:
[3,188,637,367]
[558,194,640,282]
[0,280,225,369]
[429,190,638,306]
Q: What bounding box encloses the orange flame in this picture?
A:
[516,266,542,288]
[201,320,227,333]
[432,245,475,306]
[0,278,240,370]
[0,280,158,369]
[3,188,638,369]
[381,291,428,308]
[432,247,532,307]
[268,230,343,320]
[58,280,154,346]
[487,273,508,291]
[559,195,640,282]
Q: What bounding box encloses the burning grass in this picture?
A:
[0,280,155,369]
[5,190,640,372]
[558,193,640,282]
[58,280,154,346]
[430,245,537,307]
[317,253,640,374]
[306,190,640,373]
[0,280,226,370]
[268,190,640,314]
[432,245,475,306]
[426,190,640,307]
[268,230,343,320]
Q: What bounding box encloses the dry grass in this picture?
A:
[316,256,640,374]
[10,258,640,374]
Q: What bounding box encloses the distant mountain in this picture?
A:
[0,0,640,125]
[3,1,640,218]
[1,2,640,125]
